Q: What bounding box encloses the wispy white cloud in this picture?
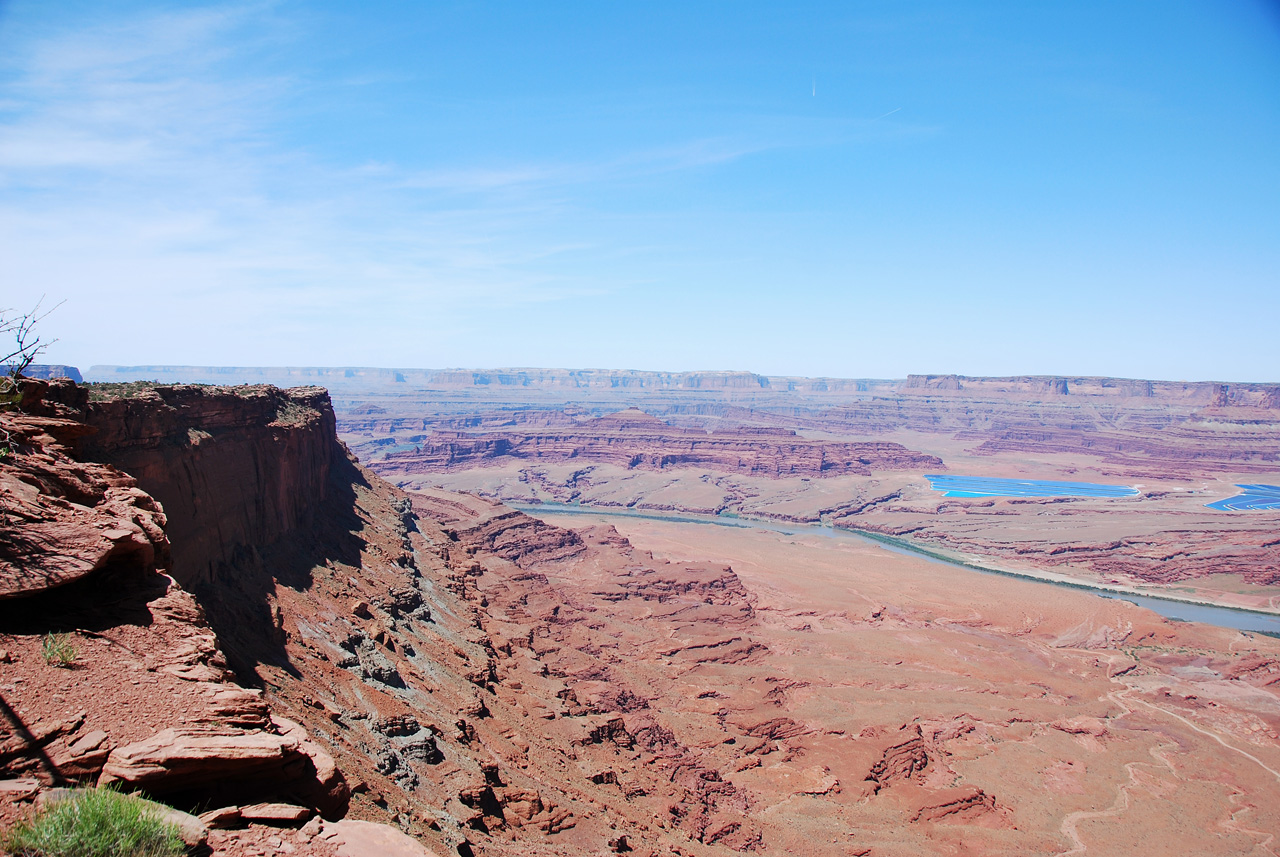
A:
[0,5,617,359]
[3,6,282,169]
[0,2,896,367]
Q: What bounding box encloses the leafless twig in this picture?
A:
[1,296,64,380]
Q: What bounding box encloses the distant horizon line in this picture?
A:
[73,364,1280,388]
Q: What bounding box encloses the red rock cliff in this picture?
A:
[0,380,350,831]
[75,384,337,590]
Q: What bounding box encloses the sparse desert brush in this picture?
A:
[84,381,163,402]
[40,632,76,668]
[270,398,314,426]
[1,785,184,857]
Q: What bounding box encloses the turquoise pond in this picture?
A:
[1206,484,1280,512]
[925,474,1139,499]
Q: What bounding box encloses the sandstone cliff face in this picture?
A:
[896,374,1280,403]
[17,365,83,383]
[3,380,760,854]
[1,380,486,854]
[10,375,1280,857]
[963,424,1280,476]
[75,384,336,591]
[0,382,349,836]
[8,380,990,854]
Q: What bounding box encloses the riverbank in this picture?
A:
[512,501,1280,635]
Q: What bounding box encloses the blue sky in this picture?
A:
[1,1,1277,380]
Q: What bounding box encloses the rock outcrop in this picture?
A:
[375,410,942,480]
[319,364,1280,595]
[0,384,349,822]
[0,412,168,600]
[75,383,337,591]
[15,365,83,383]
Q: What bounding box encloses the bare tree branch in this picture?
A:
[1,297,64,380]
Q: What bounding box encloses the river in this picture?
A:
[512,501,1280,637]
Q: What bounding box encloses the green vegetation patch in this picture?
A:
[271,399,318,426]
[40,632,76,668]
[84,381,166,402]
[2,786,185,857]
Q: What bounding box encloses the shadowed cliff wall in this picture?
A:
[76,385,336,591]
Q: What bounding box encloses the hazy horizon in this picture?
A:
[3,2,1278,381]
[78,362,1278,387]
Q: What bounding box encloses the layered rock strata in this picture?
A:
[376,409,942,480]
[75,382,337,590]
[0,390,168,599]
[0,384,349,822]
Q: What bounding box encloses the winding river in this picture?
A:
[512,501,1280,637]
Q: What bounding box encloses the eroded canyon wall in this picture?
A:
[379,410,943,479]
[75,384,337,590]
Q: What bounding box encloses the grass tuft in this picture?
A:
[2,786,185,857]
[40,633,76,668]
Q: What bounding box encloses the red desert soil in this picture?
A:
[503,507,1280,856]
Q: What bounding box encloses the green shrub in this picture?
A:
[84,381,164,403]
[40,633,76,668]
[2,786,184,857]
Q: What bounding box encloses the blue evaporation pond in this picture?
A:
[925,474,1140,499]
[1206,484,1280,512]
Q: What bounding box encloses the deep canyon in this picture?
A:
[2,367,1279,856]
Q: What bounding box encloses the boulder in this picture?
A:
[96,721,348,818]
[98,727,300,792]
[50,729,114,780]
[318,819,444,857]
[0,778,40,801]
[500,788,542,823]
[296,815,324,840]
[271,716,350,816]
[198,805,243,829]
[157,806,209,849]
[239,802,312,825]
